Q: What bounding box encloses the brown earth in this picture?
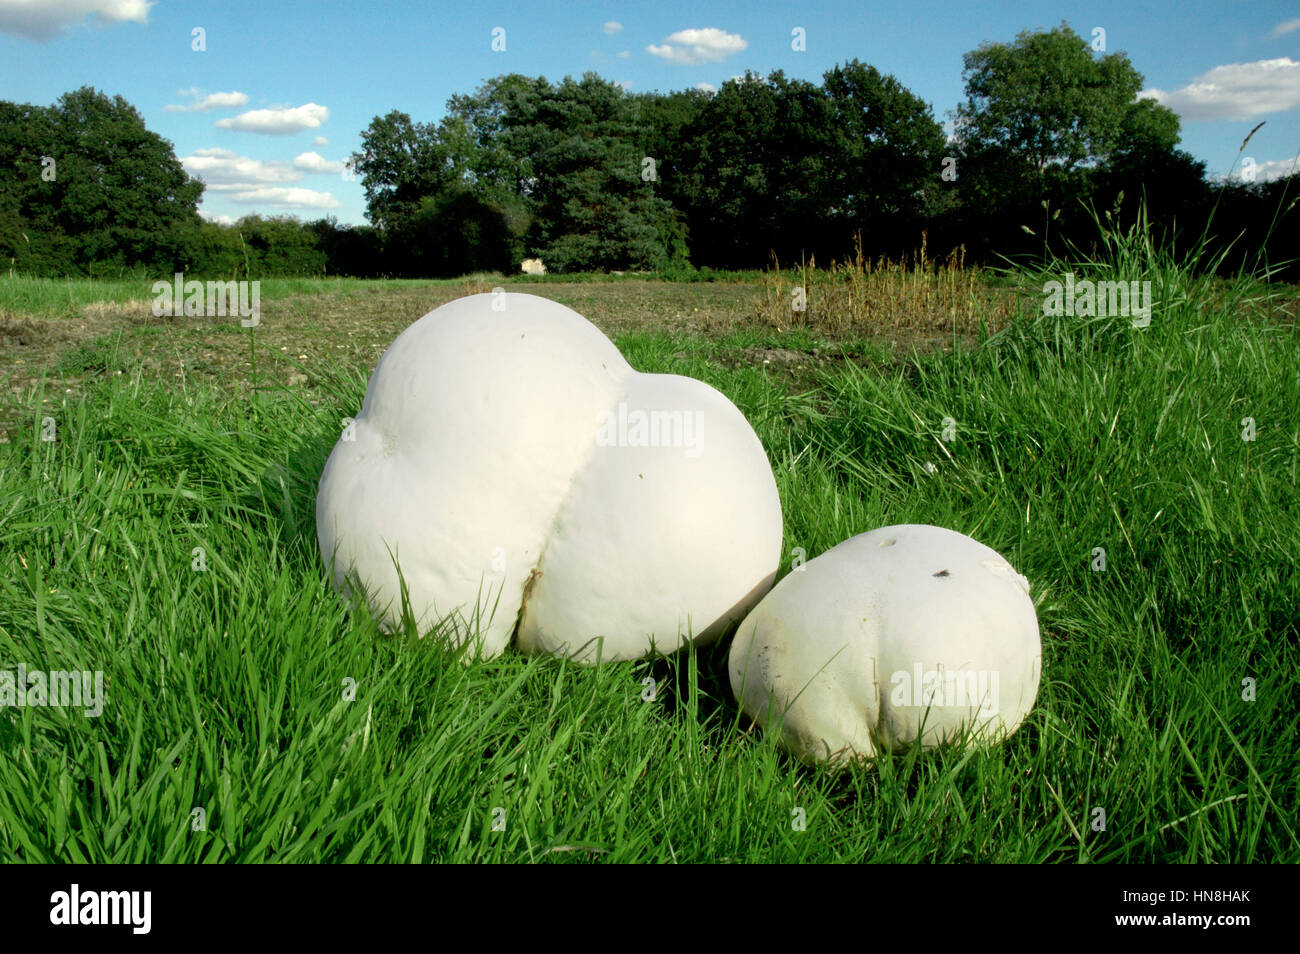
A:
[0,279,997,442]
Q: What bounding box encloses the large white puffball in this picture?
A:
[729,524,1041,764]
[316,292,783,662]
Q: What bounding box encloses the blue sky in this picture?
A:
[2,0,1297,226]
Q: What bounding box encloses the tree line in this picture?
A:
[1,24,1294,280]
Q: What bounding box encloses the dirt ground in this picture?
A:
[1,279,991,443]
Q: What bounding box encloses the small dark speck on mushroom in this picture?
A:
[638,473,643,479]
[933,569,950,577]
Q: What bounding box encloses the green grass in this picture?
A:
[0,226,1297,862]
[0,274,483,319]
[0,269,763,320]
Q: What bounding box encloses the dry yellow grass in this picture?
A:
[760,232,1020,336]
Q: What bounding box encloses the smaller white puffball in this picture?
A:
[729,524,1042,765]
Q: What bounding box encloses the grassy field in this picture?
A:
[0,234,1297,862]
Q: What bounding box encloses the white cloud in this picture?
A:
[1215,157,1300,183]
[181,147,300,188]
[1140,58,1300,120]
[164,89,249,112]
[0,0,150,41]
[695,82,716,93]
[603,21,622,35]
[647,27,746,65]
[1269,18,1300,39]
[313,136,329,146]
[199,211,237,226]
[618,50,630,58]
[225,186,340,209]
[615,79,634,91]
[1253,158,1299,181]
[293,151,345,174]
[215,102,329,134]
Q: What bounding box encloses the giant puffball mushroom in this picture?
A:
[316,292,783,662]
[729,524,1041,765]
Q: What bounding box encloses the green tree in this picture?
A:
[625,86,710,209]
[0,87,201,275]
[672,71,816,268]
[952,23,1187,258]
[445,74,549,204]
[644,64,943,267]
[352,100,528,275]
[505,73,686,272]
[350,110,449,232]
[440,72,686,272]
[821,59,949,258]
[53,87,202,273]
[181,219,247,277]
[385,189,515,276]
[0,100,61,272]
[237,215,327,276]
[306,216,385,277]
[956,23,1175,181]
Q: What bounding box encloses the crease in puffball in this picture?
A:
[316,292,783,663]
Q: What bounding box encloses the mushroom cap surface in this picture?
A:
[317,292,782,661]
[729,524,1042,764]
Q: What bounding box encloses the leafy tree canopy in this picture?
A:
[0,86,202,275]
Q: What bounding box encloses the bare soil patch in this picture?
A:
[0,280,1000,442]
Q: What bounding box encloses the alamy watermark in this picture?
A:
[1042,272,1152,328]
[152,273,260,326]
[889,664,999,716]
[596,402,704,458]
[0,664,105,717]
[50,884,150,934]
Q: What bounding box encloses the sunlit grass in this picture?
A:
[0,213,1296,861]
